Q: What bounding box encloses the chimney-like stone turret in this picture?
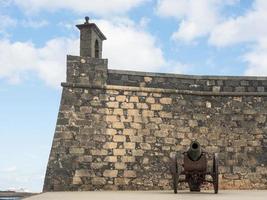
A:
[76,16,106,58]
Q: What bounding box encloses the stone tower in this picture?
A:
[43,18,267,191]
[76,16,106,58]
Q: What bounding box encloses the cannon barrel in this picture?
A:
[187,141,202,161]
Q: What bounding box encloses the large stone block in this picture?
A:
[103,170,118,178]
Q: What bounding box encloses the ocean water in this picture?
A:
[0,198,21,200]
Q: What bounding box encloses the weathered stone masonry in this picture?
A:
[43,19,267,191]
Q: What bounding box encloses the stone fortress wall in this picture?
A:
[43,19,267,191]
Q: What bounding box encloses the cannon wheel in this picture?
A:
[212,153,219,194]
[170,155,179,194]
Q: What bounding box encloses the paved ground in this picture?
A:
[25,190,267,200]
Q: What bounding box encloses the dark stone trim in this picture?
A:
[61,82,267,96]
[108,69,267,80]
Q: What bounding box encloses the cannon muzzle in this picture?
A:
[187,141,202,161]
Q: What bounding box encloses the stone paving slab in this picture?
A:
[25,190,267,200]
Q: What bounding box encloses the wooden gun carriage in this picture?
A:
[170,141,219,194]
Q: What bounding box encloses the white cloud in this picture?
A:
[1,166,17,173]
[156,0,239,42]
[209,0,267,47]
[0,18,186,88]
[244,39,267,76]
[207,0,267,75]
[12,0,148,15]
[21,19,49,28]
[98,18,166,71]
[157,0,267,75]
[0,14,17,36]
[0,38,78,87]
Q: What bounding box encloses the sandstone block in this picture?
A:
[106,90,119,95]
[91,149,108,155]
[130,123,142,129]
[116,95,127,102]
[158,179,169,187]
[146,97,155,104]
[159,111,172,118]
[72,176,82,185]
[142,157,149,165]
[80,106,92,113]
[115,178,130,185]
[104,156,117,162]
[123,129,136,135]
[69,147,84,154]
[127,109,140,116]
[140,143,151,150]
[146,123,159,130]
[243,109,257,115]
[206,101,212,108]
[164,138,176,144]
[150,117,163,124]
[144,77,152,82]
[105,115,119,122]
[107,102,119,108]
[103,170,118,178]
[154,130,169,137]
[57,132,73,140]
[248,141,261,146]
[122,156,136,162]
[136,103,149,109]
[153,93,161,97]
[188,120,198,127]
[112,122,125,129]
[162,146,170,151]
[212,86,221,92]
[124,170,137,178]
[142,110,154,117]
[200,127,208,134]
[130,136,143,143]
[115,162,126,169]
[75,169,90,177]
[133,116,144,123]
[180,139,191,145]
[145,136,156,143]
[92,177,106,185]
[136,92,148,96]
[129,96,139,102]
[91,163,104,169]
[223,174,240,180]
[138,129,150,135]
[113,135,126,142]
[113,109,124,115]
[103,142,117,149]
[151,104,163,111]
[124,142,136,149]
[177,127,190,132]
[121,102,134,109]
[256,166,267,174]
[256,115,266,123]
[160,98,172,104]
[113,149,126,155]
[106,129,117,135]
[132,149,144,156]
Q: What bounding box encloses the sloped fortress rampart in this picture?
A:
[43,18,267,191]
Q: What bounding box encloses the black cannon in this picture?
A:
[170,141,219,194]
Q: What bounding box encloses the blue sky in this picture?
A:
[1,0,267,192]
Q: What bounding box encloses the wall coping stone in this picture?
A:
[108,69,267,80]
[61,82,267,96]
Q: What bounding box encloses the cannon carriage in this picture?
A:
[170,141,219,194]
